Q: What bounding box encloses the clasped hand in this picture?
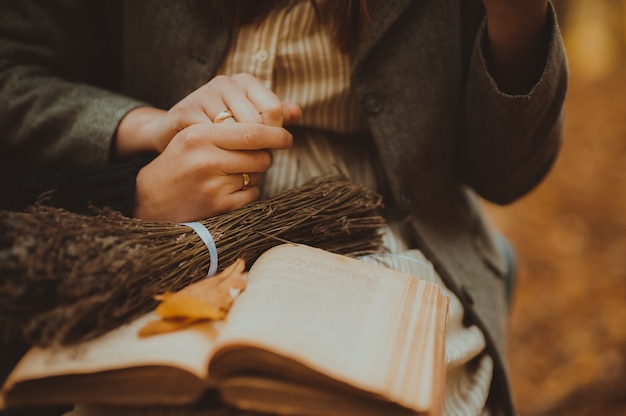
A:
[114,73,301,222]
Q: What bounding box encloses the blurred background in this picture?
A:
[483,1,626,414]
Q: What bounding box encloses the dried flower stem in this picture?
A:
[0,176,385,347]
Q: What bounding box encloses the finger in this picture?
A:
[174,125,278,172]
[232,73,283,127]
[166,106,213,135]
[220,186,261,212]
[216,149,274,178]
[208,75,265,124]
[188,76,258,124]
[171,78,242,126]
[201,175,261,214]
[281,102,302,125]
[213,110,237,125]
[228,172,262,194]
[206,123,293,151]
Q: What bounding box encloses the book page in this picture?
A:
[3,313,219,388]
[211,244,448,412]
[219,376,419,416]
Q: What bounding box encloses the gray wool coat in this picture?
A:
[0,0,568,414]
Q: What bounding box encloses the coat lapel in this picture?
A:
[350,0,415,72]
[188,5,233,70]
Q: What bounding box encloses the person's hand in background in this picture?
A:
[481,0,551,93]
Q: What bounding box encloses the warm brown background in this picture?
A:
[483,1,626,414]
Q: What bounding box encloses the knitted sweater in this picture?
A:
[0,156,153,215]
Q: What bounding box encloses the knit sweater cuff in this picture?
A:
[55,156,153,216]
[0,155,154,216]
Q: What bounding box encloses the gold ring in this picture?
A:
[241,173,251,190]
[213,110,234,123]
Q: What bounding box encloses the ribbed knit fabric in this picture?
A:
[0,154,154,216]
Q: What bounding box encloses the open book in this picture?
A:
[0,244,450,416]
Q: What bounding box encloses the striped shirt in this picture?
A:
[218,2,494,415]
[73,2,494,415]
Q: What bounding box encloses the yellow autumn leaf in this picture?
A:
[155,258,246,320]
[138,258,247,337]
[138,317,198,338]
[155,292,226,320]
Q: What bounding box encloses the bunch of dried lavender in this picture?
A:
[0,176,385,347]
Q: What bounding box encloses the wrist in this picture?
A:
[483,1,551,93]
[114,106,168,157]
[133,163,155,220]
[485,2,549,48]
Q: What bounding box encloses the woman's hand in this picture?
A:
[134,121,294,222]
[114,73,301,156]
[119,72,301,222]
[481,0,550,93]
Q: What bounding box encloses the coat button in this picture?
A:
[400,194,414,211]
[254,49,269,62]
[362,92,383,113]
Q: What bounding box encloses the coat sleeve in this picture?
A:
[0,0,145,165]
[460,2,568,204]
